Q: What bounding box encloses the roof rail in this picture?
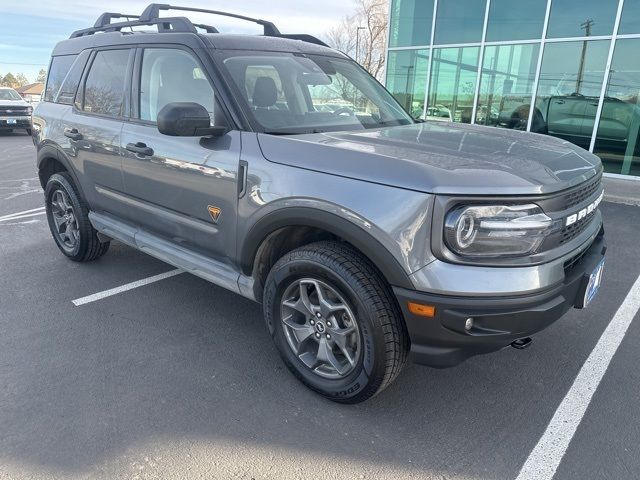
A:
[94,12,140,28]
[139,3,281,36]
[279,34,329,48]
[70,17,197,38]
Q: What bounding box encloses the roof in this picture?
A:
[16,83,44,95]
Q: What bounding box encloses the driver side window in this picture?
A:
[139,48,215,122]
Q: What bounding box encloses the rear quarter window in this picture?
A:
[44,55,78,102]
[56,51,90,105]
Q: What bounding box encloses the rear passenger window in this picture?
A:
[56,51,90,105]
[83,49,131,116]
[44,55,77,102]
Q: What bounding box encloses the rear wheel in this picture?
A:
[45,173,110,262]
[263,241,409,403]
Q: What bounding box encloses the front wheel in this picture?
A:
[263,241,409,403]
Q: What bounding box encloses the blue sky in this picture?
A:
[0,1,354,82]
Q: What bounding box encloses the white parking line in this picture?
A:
[0,207,46,222]
[72,269,184,306]
[516,273,640,480]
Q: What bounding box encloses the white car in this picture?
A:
[0,87,33,135]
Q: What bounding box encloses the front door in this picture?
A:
[120,47,240,260]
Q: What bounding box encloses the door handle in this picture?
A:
[64,128,83,141]
[126,142,154,157]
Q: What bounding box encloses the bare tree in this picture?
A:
[326,0,389,82]
[36,69,47,84]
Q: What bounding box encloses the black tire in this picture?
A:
[263,241,409,404]
[45,172,110,262]
[26,128,32,136]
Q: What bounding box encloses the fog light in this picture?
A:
[465,317,474,331]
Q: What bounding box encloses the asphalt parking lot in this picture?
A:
[1,131,639,480]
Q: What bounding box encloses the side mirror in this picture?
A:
[157,102,227,137]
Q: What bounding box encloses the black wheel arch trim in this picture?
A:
[240,207,414,290]
[37,144,87,201]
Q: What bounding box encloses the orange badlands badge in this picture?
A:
[207,205,222,223]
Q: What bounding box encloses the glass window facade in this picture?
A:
[385,0,640,177]
[386,50,430,119]
[486,0,546,42]
[619,0,640,34]
[546,0,618,38]
[594,39,640,176]
[428,47,479,123]
[389,0,434,48]
[476,44,539,129]
[434,0,486,45]
[534,40,609,149]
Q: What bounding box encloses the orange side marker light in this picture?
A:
[407,302,436,318]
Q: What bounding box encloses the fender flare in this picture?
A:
[37,145,87,201]
[240,207,414,290]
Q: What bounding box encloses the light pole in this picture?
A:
[355,26,366,64]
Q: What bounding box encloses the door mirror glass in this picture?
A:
[157,102,227,137]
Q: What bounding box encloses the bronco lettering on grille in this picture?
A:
[565,190,604,227]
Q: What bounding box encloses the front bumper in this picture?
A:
[0,116,31,129]
[394,228,606,368]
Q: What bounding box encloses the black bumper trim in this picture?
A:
[394,228,606,368]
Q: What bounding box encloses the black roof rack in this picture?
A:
[140,4,281,36]
[70,17,197,38]
[70,3,330,47]
[94,12,140,28]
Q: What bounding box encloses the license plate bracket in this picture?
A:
[576,258,605,309]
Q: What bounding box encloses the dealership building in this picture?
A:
[385,0,640,178]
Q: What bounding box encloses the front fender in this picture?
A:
[240,204,417,290]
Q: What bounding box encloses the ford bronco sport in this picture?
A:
[33,4,607,403]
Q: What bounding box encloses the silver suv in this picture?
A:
[33,4,606,403]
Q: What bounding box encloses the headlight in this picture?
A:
[444,204,555,257]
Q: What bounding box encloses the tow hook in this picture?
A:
[511,337,533,350]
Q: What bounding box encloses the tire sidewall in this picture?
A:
[265,256,385,402]
[45,173,85,259]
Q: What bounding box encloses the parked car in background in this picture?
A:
[0,87,33,135]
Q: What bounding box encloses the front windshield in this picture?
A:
[220,52,414,134]
[0,89,22,101]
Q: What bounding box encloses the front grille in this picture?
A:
[0,106,30,117]
[560,209,598,245]
[561,174,602,209]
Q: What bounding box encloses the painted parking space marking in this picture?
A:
[0,207,46,222]
[516,273,640,480]
[72,269,184,306]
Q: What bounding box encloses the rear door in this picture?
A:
[62,48,134,216]
[120,46,241,260]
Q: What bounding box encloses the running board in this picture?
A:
[89,212,257,302]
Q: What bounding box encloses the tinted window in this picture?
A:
[534,40,610,149]
[56,51,90,105]
[140,48,215,122]
[486,0,546,41]
[428,47,480,123]
[0,89,22,101]
[434,0,486,45]
[476,44,539,129]
[44,55,77,102]
[386,49,430,119]
[83,49,130,116]
[619,0,640,34]
[593,39,640,176]
[547,0,617,38]
[389,0,434,48]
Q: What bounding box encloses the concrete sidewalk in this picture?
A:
[604,175,640,206]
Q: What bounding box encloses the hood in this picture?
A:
[257,122,602,195]
[0,98,30,107]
